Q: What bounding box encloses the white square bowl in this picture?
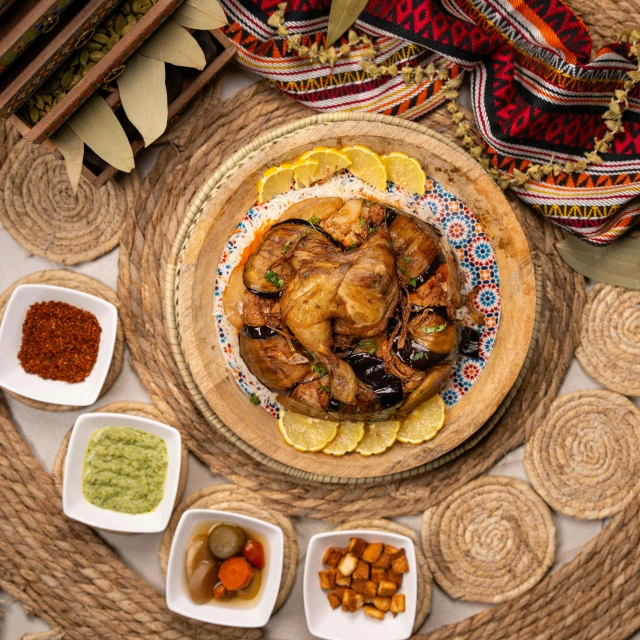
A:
[0,284,118,406]
[166,509,284,627]
[304,530,417,640]
[62,412,182,533]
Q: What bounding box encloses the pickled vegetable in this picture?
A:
[219,556,254,591]
[242,539,265,569]
[185,534,216,581]
[213,583,234,601]
[236,569,262,600]
[208,523,246,559]
[188,560,219,604]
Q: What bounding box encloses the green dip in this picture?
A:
[82,426,168,514]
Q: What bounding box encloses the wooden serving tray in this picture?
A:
[174,119,537,480]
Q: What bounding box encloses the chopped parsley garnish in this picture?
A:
[404,256,412,263]
[359,217,366,228]
[356,407,362,414]
[249,394,260,405]
[264,270,284,288]
[308,215,321,228]
[358,340,377,355]
[346,242,357,251]
[311,363,328,375]
[413,352,427,360]
[423,323,447,334]
[368,225,377,235]
[281,242,292,254]
[319,384,331,393]
[397,265,407,275]
[409,277,417,288]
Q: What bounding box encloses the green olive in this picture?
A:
[208,523,246,559]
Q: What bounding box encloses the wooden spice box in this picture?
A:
[11,28,236,188]
[8,0,185,143]
[0,0,124,118]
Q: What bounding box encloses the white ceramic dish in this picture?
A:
[0,284,117,406]
[304,530,417,640]
[62,412,182,533]
[166,509,284,627]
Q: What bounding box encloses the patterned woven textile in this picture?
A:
[221,0,640,243]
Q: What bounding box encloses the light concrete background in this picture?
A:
[1,65,637,640]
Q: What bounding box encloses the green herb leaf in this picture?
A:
[409,277,417,288]
[368,225,377,235]
[359,216,365,228]
[311,363,328,375]
[358,339,377,355]
[326,0,370,46]
[51,124,83,194]
[556,236,640,290]
[398,265,407,275]
[346,242,357,251]
[264,270,284,288]
[404,256,412,263]
[319,384,331,393]
[309,215,321,227]
[423,323,447,334]
[249,394,260,405]
[116,54,167,146]
[413,352,427,360]
[282,241,292,255]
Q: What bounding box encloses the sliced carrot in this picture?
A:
[219,556,254,591]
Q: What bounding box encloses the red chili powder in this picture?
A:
[18,301,102,383]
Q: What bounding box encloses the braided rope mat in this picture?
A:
[576,284,640,396]
[525,390,640,519]
[51,402,190,515]
[0,121,139,267]
[420,476,556,604]
[117,79,584,520]
[0,270,124,412]
[332,518,432,633]
[158,484,298,612]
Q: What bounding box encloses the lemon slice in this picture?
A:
[342,145,388,192]
[257,163,294,203]
[355,420,400,456]
[305,146,351,180]
[397,395,446,444]
[293,159,319,189]
[323,421,365,456]
[382,152,427,195]
[278,410,339,452]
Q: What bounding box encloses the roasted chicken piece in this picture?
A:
[281,229,399,404]
[389,214,441,286]
[243,220,340,296]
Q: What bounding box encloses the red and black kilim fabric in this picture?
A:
[221,0,640,243]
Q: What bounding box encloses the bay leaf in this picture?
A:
[67,94,135,173]
[556,236,640,289]
[138,21,205,69]
[51,123,83,194]
[185,0,227,22]
[171,0,227,30]
[117,54,168,146]
[326,0,369,46]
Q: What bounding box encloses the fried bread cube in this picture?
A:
[391,550,410,574]
[347,537,367,558]
[352,559,370,581]
[323,547,343,567]
[371,567,388,583]
[364,605,385,621]
[342,588,364,613]
[391,593,406,615]
[361,542,384,563]
[335,572,352,587]
[377,580,397,597]
[372,596,391,612]
[351,580,378,599]
[334,586,346,600]
[338,552,358,577]
[387,570,403,587]
[372,551,392,569]
[327,591,341,609]
[319,569,337,590]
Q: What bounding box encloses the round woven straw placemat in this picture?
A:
[0,269,124,411]
[159,484,298,612]
[576,283,640,396]
[333,518,431,633]
[0,121,139,266]
[117,79,584,518]
[524,390,640,519]
[420,476,556,604]
[52,402,190,517]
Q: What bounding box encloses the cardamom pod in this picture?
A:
[92,32,109,44]
[71,73,82,87]
[115,14,126,33]
[61,70,74,89]
[132,0,141,13]
[140,2,151,14]
[126,13,136,24]
[35,95,44,109]
[80,50,90,66]
[41,93,52,105]
[86,41,103,51]
[89,51,104,62]
[44,104,51,113]
[29,106,40,123]
[120,21,135,36]
[82,62,96,75]
[121,2,131,14]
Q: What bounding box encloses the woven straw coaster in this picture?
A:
[333,518,431,633]
[52,402,190,519]
[0,269,124,411]
[421,476,556,604]
[525,390,640,519]
[576,283,640,396]
[117,79,583,517]
[159,484,298,612]
[0,121,139,266]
